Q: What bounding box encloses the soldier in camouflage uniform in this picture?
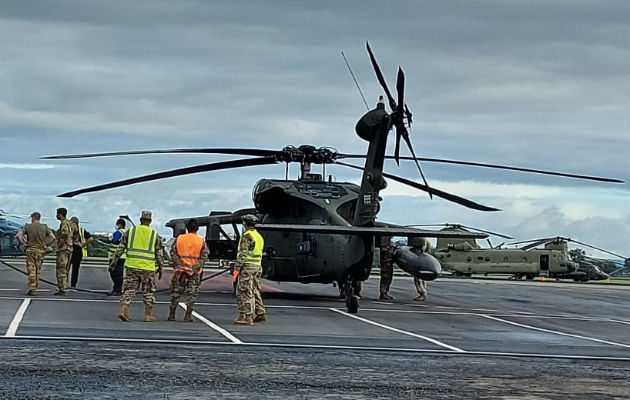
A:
[111,211,164,322]
[55,207,79,295]
[379,236,395,300]
[413,239,430,301]
[380,236,430,301]
[16,212,56,295]
[234,214,266,326]
[168,218,209,322]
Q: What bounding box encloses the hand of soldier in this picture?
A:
[157,267,163,280]
[108,261,115,272]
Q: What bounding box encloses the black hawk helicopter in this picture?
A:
[42,43,623,313]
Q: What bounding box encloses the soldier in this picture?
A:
[111,211,164,322]
[413,239,431,301]
[379,236,395,300]
[55,207,79,295]
[69,216,93,288]
[107,218,127,296]
[234,214,266,325]
[168,218,209,322]
[16,212,56,295]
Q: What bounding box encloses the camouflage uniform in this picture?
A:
[414,278,427,301]
[114,228,164,309]
[379,241,395,298]
[236,230,265,317]
[414,239,430,301]
[169,235,209,310]
[56,219,79,294]
[20,221,54,294]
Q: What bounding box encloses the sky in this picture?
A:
[0,0,628,258]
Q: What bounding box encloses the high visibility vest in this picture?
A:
[124,225,157,271]
[239,229,264,266]
[107,229,126,260]
[78,227,88,257]
[175,233,205,275]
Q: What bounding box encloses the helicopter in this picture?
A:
[0,209,24,257]
[41,43,624,312]
[429,229,618,282]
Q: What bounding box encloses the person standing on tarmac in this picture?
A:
[55,208,79,296]
[16,212,56,296]
[379,237,430,301]
[168,218,209,322]
[107,218,126,296]
[379,236,395,300]
[111,211,164,322]
[69,216,93,288]
[234,214,266,326]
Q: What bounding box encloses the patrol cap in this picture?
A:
[140,210,152,221]
[30,211,41,219]
[241,214,259,225]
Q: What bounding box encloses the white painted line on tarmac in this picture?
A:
[178,303,242,344]
[471,308,499,312]
[329,307,465,352]
[479,314,630,349]
[5,298,31,337]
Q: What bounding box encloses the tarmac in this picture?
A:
[0,258,628,399]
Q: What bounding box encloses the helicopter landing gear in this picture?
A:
[344,276,359,314]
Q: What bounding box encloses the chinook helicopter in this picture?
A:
[42,43,623,312]
[430,229,616,282]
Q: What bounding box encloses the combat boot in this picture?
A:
[183,309,194,323]
[253,313,267,323]
[144,307,156,322]
[414,294,427,302]
[167,305,176,321]
[379,293,394,301]
[118,304,131,322]
[234,314,253,326]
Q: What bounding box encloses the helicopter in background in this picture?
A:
[0,209,24,257]
[42,43,623,312]
[430,228,618,282]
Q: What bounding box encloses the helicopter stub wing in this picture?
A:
[256,224,488,239]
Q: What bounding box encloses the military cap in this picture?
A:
[140,210,152,220]
[241,214,259,225]
[56,207,68,217]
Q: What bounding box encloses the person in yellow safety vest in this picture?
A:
[107,218,127,296]
[69,216,93,289]
[168,218,209,322]
[111,211,164,322]
[234,214,266,326]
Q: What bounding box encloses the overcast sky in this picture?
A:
[0,0,628,258]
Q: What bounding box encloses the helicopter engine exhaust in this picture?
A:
[393,246,442,281]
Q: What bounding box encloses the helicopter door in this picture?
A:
[539,254,550,277]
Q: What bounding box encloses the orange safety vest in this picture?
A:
[175,233,205,275]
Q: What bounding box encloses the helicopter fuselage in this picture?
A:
[252,178,372,283]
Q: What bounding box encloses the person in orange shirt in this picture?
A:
[168,218,209,322]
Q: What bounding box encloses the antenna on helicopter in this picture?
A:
[341,51,369,111]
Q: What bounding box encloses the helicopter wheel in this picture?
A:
[344,276,359,314]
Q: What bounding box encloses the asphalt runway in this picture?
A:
[0,258,628,398]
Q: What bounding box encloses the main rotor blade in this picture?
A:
[337,154,623,183]
[57,156,278,197]
[334,161,499,212]
[406,224,512,239]
[41,148,281,160]
[366,41,397,111]
[561,238,626,259]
